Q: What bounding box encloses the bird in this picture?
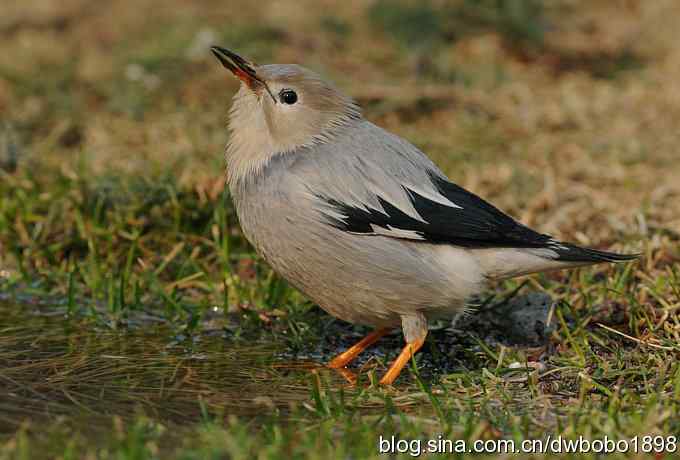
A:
[210,46,638,385]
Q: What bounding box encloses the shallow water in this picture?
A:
[0,299,344,435]
[0,291,554,436]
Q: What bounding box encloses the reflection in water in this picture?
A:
[0,290,554,436]
[0,300,350,435]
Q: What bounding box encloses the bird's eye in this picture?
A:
[279,89,298,105]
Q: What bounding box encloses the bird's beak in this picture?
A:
[210,46,277,102]
[210,46,259,87]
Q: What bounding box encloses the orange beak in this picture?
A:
[210,46,276,102]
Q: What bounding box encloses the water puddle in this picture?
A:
[0,290,555,437]
[0,299,349,436]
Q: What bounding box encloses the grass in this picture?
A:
[1,0,680,458]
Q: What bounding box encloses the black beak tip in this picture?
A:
[210,46,229,66]
[208,46,273,99]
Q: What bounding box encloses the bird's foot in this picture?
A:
[327,328,390,369]
[379,337,425,385]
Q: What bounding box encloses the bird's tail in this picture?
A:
[475,243,639,281]
[550,242,640,264]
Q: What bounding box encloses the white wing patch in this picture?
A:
[547,239,568,251]
[369,224,425,240]
[365,181,427,223]
[321,208,348,222]
[406,185,463,210]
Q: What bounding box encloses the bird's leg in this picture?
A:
[379,338,425,385]
[334,367,359,386]
[328,328,391,369]
[380,312,428,385]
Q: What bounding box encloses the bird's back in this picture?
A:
[228,119,635,326]
[228,120,485,326]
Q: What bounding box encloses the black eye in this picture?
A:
[279,89,298,105]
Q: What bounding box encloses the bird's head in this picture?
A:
[211,46,361,181]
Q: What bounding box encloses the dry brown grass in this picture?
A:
[2,1,680,458]
[2,1,679,231]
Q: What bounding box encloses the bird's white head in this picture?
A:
[211,46,361,184]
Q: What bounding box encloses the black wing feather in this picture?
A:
[318,172,638,263]
[406,174,553,248]
[321,172,552,249]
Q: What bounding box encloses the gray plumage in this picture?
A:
[211,47,637,382]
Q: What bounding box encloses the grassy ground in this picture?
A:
[1,0,680,458]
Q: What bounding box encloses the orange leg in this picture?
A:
[333,367,359,385]
[379,338,426,385]
[328,328,390,369]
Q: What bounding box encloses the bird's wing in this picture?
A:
[298,121,635,263]
[300,121,553,250]
[316,168,555,249]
